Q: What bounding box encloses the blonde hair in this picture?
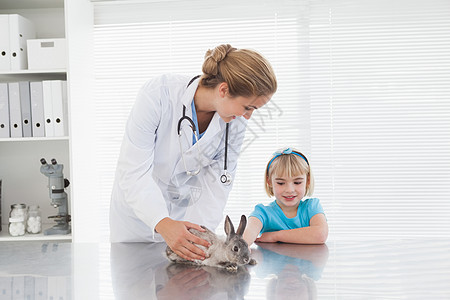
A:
[200,44,277,97]
[264,149,315,197]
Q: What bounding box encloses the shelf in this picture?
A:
[0,136,69,142]
[0,0,72,245]
[0,0,64,10]
[0,69,66,75]
[0,70,67,82]
[0,224,72,242]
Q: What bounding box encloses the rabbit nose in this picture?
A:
[244,257,250,264]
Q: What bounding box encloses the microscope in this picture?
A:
[40,158,71,235]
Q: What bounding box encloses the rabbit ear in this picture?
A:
[236,215,247,236]
[224,215,235,238]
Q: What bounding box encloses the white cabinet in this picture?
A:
[0,0,71,241]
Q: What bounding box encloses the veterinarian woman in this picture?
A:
[110,44,277,261]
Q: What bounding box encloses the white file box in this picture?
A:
[27,38,67,70]
[0,14,36,71]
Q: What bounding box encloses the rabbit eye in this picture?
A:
[233,246,239,252]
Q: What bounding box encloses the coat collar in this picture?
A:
[175,76,227,176]
[179,76,225,152]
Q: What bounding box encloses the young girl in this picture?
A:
[243,147,328,246]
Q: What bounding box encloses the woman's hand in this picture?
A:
[155,218,210,261]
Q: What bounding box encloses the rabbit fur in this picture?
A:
[166,215,256,272]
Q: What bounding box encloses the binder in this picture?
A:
[42,80,54,137]
[8,82,23,137]
[24,276,35,300]
[0,83,10,138]
[30,81,45,137]
[52,80,68,137]
[47,276,60,300]
[9,14,36,71]
[19,81,32,137]
[0,277,12,299]
[34,276,48,300]
[0,15,10,71]
[12,276,25,299]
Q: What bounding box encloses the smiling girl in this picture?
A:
[243,147,328,246]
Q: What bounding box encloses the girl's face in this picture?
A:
[269,172,308,210]
[215,83,272,123]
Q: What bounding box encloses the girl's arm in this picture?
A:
[255,214,328,244]
[243,216,263,247]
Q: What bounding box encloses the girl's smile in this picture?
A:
[270,174,308,215]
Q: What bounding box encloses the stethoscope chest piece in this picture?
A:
[220,171,232,186]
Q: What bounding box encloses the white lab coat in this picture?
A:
[110,74,248,242]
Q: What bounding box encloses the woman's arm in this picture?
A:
[255,214,328,244]
[243,216,263,247]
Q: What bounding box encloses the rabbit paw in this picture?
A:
[226,265,238,272]
[248,258,257,265]
[220,262,238,272]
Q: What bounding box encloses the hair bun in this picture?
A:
[203,44,236,76]
[206,44,236,63]
[200,44,277,98]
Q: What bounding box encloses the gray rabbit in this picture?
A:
[166,215,256,272]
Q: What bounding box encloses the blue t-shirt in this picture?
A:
[250,198,325,234]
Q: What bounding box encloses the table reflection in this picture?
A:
[252,243,329,300]
[158,263,251,299]
[110,242,329,300]
[110,242,167,299]
[0,241,72,299]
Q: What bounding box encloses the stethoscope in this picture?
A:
[177,76,232,185]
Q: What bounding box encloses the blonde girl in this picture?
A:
[243,147,328,246]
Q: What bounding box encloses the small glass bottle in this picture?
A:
[9,204,27,237]
[27,205,42,234]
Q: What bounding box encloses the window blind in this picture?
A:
[91,0,450,242]
[308,0,450,238]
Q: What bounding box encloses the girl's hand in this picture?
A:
[255,231,278,243]
[156,218,210,261]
